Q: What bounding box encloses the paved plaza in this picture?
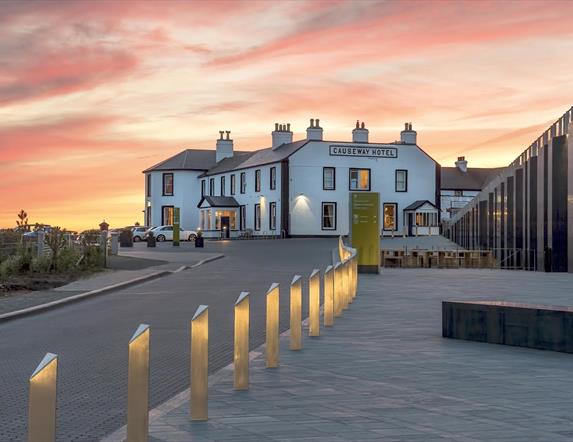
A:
[124,268,573,442]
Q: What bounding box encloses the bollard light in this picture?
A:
[266,283,280,368]
[28,353,58,442]
[127,324,150,442]
[290,275,302,350]
[309,269,320,337]
[191,305,209,421]
[333,263,342,317]
[324,265,334,327]
[234,292,250,390]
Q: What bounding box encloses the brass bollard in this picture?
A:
[309,269,320,337]
[333,262,342,317]
[28,353,58,442]
[342,260,349,309]
[266,283,280,368]
[191,305,208,421]
[234,292,250,390]
[127,324,150,442]
[323,265,334,326]
[290,275,302,350]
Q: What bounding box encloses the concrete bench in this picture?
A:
[442,300,573,353]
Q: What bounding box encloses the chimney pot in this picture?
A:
[361,121,365,129]
[225,130,230,140]
[275,123,279,131]
[287,123,291,132]
[356,120,360,129]
[310,118,314,128]
[316,118,320,127]
[219,130,224,140]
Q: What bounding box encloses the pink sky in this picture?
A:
[1,0,572,230]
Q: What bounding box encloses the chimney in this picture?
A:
[306,118,323,141]
[272,122,293,150]
[216,130,234,162]
[455,156,468,173]
[352,120,369,143]
[400,122,417,144]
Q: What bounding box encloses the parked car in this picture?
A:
[131,226,150,242]
[143,226,197,242]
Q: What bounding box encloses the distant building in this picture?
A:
[143,119,441,238]
[440,156,503,221]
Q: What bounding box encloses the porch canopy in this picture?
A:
[197,196,239,232]
[403,200,440,235]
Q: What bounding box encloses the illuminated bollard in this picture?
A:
[234,292,250,390]
[333,263,342,317]
[290,275,302,350]
[346,259,353,305]
[266,283,280,368]
[309,269,320,337]
[127,324,150,442]
[323,265,334,326]
[353,256,358,298]
[191,305,208,421]
[28,353,58,442]
[341,260,349,309]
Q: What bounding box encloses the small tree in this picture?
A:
[16,210,29,231]
[45,227,67,272]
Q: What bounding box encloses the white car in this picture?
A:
[144,225,197,242]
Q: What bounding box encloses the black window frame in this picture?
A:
[323,167,336,190]
[395,169,408,192]
[230,174,236,195]
[201,179,206,197]
[255,169,261,192]
[270,167,276,190]
[321,202,337,231]
[383,202,398,231]
[162,173,174,196]
[220,176,226,196]
[161,205,174,225]
[240,172,246,194]
[269,202,276,230]
[209,178,215,196]
[254,203,261,231]
[348,168,371,191]
[146,174,151,197]
[239,205,246,230]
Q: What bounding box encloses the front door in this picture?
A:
[407,213,414,236]
[221,216,230,238]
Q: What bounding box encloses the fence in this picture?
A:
[25,237,358,441]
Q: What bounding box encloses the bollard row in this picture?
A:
[27,239,359,441]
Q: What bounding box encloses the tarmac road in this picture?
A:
[0,238,337,441]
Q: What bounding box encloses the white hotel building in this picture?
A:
[143,119,441,238]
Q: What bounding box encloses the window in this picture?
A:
[349,168,370,191]
[209,178,215,196]
[269,202,276,230]
[454,190,463,197]
[200,209,211,230]
[201,179,206,197]
[322,202,336,230]
[323,167,335,190]
[255,169,261,192]
[221,176,226,196]
[254,204,261,231]
[270,167,276,190]
[395,170,408,192]
[146,206,151,227]
[146,174,151,197]
[162,205,174,225]
[162,173,174,196]
[383,203,397,230]
[230,174,236,195]
[239,205,246,230]
[240,172,246,194]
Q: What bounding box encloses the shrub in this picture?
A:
[0,255,22,281]
[80,229,105,268]
[0,230,22,263]
[30,255,51,273]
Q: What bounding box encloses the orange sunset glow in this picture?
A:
[1,0,572,231]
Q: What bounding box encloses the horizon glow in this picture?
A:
[1,0,573,230]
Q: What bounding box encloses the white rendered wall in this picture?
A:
[288,141,437,236]
[145,170,203,230]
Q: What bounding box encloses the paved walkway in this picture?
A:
[136,268,573,442]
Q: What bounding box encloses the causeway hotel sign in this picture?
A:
[329,144,398,159]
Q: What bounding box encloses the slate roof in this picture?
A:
[403,200,439,211]
[441,167,504,191]
[197,196,240,208]
[200,139,310,176]
[143,149,217,172]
